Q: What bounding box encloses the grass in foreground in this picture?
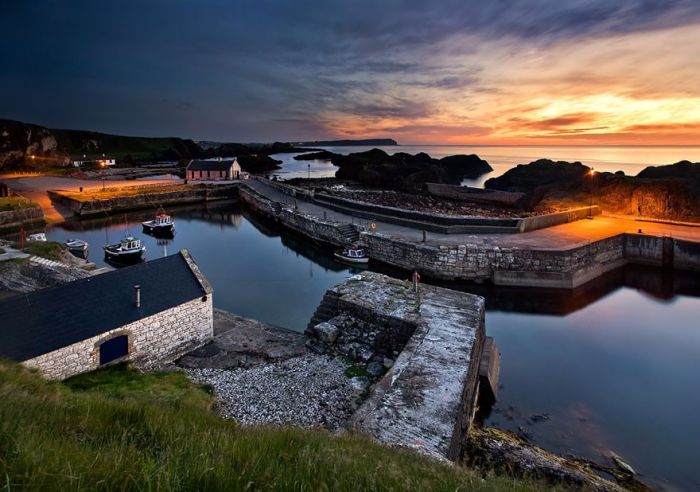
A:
[22,240,65,260]
[0,196,38,212]
[0,361,560,491]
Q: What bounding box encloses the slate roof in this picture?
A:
[0,251,209,362]
[186,159,237,171]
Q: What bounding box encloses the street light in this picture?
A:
[587,168,596,219]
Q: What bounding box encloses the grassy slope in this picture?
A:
[0,362,559,491]
[0,197,38,212]
[22,241,65,260]
[51,128,186,160]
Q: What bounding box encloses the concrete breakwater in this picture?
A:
[306,272,490,461]
[262,178,600,234]
[0,206,45,232]
[48,184,238,217]
[238,181,700,288]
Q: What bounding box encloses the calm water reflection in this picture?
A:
[46,202,361,329]
[44,202,700,490]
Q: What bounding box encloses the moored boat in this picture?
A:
[27,233,47,242]
[334,245,369,264]
[103,235,145,263]
[64,238,89,256]
[142,213,175,236]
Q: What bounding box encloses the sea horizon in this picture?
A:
[276,143,700,186]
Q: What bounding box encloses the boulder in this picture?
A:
[313,322,339,344]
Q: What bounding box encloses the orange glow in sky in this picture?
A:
[324,24,700,145]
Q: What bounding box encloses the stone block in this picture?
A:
[313,322,339,343]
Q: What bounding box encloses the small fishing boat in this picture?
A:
[27,233,47,242]
[103,235,145,263]
[64,238,89,255]
[334,245,369,264]
[142,213,175,236]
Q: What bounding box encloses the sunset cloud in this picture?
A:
[1,1,699,144]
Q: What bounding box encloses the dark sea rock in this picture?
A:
[293,150,339,161]
[332,148,492,191]
[236,154,282,174]
[637,160,700,179]
[485,158,700,222]
[485,159,590,193]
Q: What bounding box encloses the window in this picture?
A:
[199,170,202,178]
[99,335,129,365]
[220,170,224,178]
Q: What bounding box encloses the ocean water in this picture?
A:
[273,145,700,187]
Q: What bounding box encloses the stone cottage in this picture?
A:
[186,159,241,181]
[0,250,213,379]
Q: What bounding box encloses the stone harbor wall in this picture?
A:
[426,183,523,206]
[308,272,489,461]
[239,184,355,246]
[518,206,601,232]
[674,238,700,272]
[0,206,45,232]
[278,208,353,246]
[48,184,238,217]
[23,295,214,379]
[313,192,521,234]
[237,181,700,287]
[361,231,627,287]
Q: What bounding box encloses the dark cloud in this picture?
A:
[0,1,698,141]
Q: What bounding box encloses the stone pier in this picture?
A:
[308,272,492,461]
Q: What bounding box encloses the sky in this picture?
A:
[1,0,699,144]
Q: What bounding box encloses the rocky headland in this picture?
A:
[486,159,700,222]
[295,148,492,191]
[0,119,315,174]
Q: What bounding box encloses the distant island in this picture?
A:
[290,138,398,147]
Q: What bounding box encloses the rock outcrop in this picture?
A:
[486,159,700,222]
[293,150,338,161]
[332,148,492,191]
[236,154,282,174]
[0,119,69,168]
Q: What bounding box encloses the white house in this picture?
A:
[186,159,241,181]
[72,154,116,167]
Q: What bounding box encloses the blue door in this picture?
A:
[99,335,129,365]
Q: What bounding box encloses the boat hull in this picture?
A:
[334,252,369,264]
[103,247,145,264]
[142,223,175,237]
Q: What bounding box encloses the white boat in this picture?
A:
[142,213,175,236]
[64,238,89,254]
[104,235,145,263]
[27,233,47,242]
[334,246,369,264]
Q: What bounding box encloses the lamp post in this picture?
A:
[587,168,596,219]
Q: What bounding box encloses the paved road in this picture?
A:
[247,180,700,250]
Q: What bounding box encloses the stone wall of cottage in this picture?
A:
[23,295,213,380]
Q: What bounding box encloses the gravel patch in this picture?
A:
[186,354,363,429]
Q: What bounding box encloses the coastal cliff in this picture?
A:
[486,159,700,222]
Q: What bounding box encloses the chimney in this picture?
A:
[134,285,141,308]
